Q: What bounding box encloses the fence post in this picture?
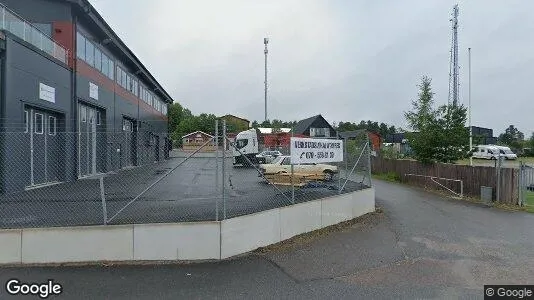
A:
[291,127,295,204]
[519,162,525,206]
[222,119,227,220]
[99,176,107,225]
[215,120,219,221]
[367,132,372,187]
[496,156,502,203]
[338,137,342,194]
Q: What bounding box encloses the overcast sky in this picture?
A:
[90,0,534,137]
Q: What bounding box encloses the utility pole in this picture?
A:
[468,47,473,166]
[264,37,269,122]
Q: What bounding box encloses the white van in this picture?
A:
[491,145,517,160]
[472,145,501,160]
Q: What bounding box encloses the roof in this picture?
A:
[384,132,406,143]
[66,0,173,103]
[293,115,332,135]
[257,128,291,134]
[220,114,250,123]
[338,130,368,139]
[181,131,214,139]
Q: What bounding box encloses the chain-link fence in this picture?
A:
[0,122,372,229]
[519,162,534,208]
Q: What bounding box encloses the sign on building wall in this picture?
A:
[39,83,55,103]
[89,82,99,100]
[290,137,343,164]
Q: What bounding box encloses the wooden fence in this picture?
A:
[371,157,518,204]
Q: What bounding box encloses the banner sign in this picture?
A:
[290,137,343,164]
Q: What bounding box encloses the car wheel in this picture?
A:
[323,170,334,181]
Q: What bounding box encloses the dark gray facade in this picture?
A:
[0,0,171,194]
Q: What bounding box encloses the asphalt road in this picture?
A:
[0,156,363,229]
[2,180,533,299]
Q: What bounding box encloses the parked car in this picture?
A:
[255,150,283,164]
[259,155,338,181]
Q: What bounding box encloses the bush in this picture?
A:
[374,172,401,182]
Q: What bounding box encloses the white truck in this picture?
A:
[232,129,265,166]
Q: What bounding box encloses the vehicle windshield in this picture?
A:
[504,150,514,154]
[271,156,284,164]
[235,139,248,149]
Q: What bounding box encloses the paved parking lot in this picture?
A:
[0,156,365,229]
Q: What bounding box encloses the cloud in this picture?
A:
[89,0,534,136]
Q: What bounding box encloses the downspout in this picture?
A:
[72,13,79,181]
[0,38,6,193]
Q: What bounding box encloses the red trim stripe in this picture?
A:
[76,59,168,120]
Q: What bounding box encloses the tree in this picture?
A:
[498,125,524,151]
[168,102,189,133]
[527,132,534,156]
[404,76,468,164]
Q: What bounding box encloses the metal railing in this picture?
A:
[0,4,69,64]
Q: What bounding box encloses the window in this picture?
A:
[48,116,56,136]
[76,32,86,59]
[96,111,101,125]
[236,139,248,149]
[116,66,122,85]
[282,157,291,165]
[89,110,94,124]
[94,48,102,72]
[108,60,114,80]
[34,113,44,134]
[85,40,94,66]
[24,110,28,133]
[81,106,87,122]
[121,69,127,88]
[310,127,329,137]
[126,74,131,91]
[101,54,109,77]
[133,80,138,96]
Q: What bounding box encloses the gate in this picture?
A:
[518,162,534,207]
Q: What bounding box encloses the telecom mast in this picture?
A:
[264,37,269,122]
[448,4,460,107]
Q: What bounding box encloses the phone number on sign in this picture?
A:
[316,152,335,159]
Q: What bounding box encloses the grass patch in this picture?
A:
[455,157,534,165]
[525,191,534,213]
[372,172,400,182]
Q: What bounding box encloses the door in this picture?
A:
[122,118,134,167]
[78,104,103,177]
[31,110,46,185]
[27,107,62,187]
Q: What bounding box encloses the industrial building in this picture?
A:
[0,0,172,194]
